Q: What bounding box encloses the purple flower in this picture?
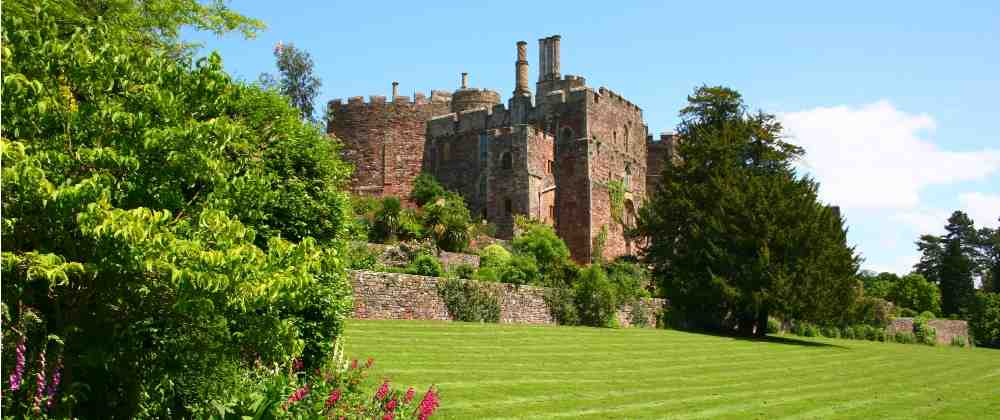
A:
[7,336,25,391]
[46,357,63,410]
[33,349,47,412]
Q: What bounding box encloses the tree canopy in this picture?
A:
[1,1,352,416]
[636,86,861,335]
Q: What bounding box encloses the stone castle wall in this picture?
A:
[349,270,666,327]
[887,318,971,346]
[328,93,451,199]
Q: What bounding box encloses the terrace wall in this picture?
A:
[349,270,665,328]
[887,318,971,346]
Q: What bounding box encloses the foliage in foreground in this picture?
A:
[969,291,1000,348]
[229,340,440,419]
[637,86,861,335]
[1,2,353,416]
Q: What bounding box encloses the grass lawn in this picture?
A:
[345,320,1000,419]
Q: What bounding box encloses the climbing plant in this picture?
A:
[608,180,626,225]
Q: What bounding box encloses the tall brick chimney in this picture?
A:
[461,72,469,89]
[537,35,561,82]
[514,41,530,96]
[391,81,399,98]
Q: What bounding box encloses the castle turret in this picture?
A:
[451,72,501,113]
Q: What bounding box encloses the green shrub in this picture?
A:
[512,218,574,287]
[791,322,807,336]
[421,194,473,252]
[841,326,855,340]
[875,328,887,342]
[410,173,448,206]
[452,263,476,279]
[574,266,619,328]
[407,254,444,277]
[544,288,580,326]
[913,316,937,346]
[479,244,512,268]
[804,324,820,337]
[951,335,968,347]
[437,278,501,323]
[918,310,936,320]
[864,325,879,341]
[894,332,917,344]
[606,260,652,302]
[501,254,542,285]
[852,325,867,340]
[900,308,918,317]
[767,317,781,334]
[372,197,404,243]
[822,326,840,338]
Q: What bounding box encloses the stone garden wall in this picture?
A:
[887,318,970,346]
[349,270,665,328]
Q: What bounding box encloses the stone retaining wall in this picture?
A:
[349,270,665,327]
[364,243,480,271]
[887,318,970,346]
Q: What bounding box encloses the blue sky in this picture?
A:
[184,1,1000,275]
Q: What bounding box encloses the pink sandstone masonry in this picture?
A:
[349,270,665,328]
[887,318,971,346]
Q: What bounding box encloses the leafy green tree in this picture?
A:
[977,222,999,292]
[1,1,351,416]
[636,86,860,335]
[969,291,1000,348]
[512,217,576,287]
[261,42,322,121]
[860,271,896,299]
[888,273,941,315]
[940,234,976,317]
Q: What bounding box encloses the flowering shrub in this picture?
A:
[235,340,442,419]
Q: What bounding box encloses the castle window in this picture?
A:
[549,205,556,220]
[504,198,513,216]
[546,160,553,174]
[501,152,512,170]
[624,164,632,189]
[624,124,630,152]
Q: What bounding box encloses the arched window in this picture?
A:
[504,198,513,216]
[624,164,632,189]
[500,152,512,170]
[624,199,636,228]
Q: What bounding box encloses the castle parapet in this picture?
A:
[328,91,453,109]
[427,102,511,138]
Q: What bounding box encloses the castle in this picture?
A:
[328,35,676,263]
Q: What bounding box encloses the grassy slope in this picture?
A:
[345,320,999,419]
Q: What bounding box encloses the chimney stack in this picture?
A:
[514,41,530,96]
[391,81,399,98]
[461,72,469,89]
[537,35,562,82]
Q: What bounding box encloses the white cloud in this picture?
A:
[866,253,920,276]
[779,101,1000,210]
[893,209,950,235]
[959,192,1000,228]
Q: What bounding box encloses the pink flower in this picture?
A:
[375,380,390,400]
[325,389,341,408]
[418,387,440,420]
[32,349,47,413]
[383,413,394,420]
[292,358,304,371]
[45,357,63,410]
[351,359,358,369]
[386,398,398,412]
[285,384,310,408]
[404,387,415,404]
[8,336,25,391]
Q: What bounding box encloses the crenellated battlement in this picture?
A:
[328,90,453,109]
[427,102,511,138]
[595,87,642,112]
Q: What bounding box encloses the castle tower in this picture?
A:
[451,72,501,113]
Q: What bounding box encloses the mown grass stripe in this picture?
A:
[345,320,1000,419]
